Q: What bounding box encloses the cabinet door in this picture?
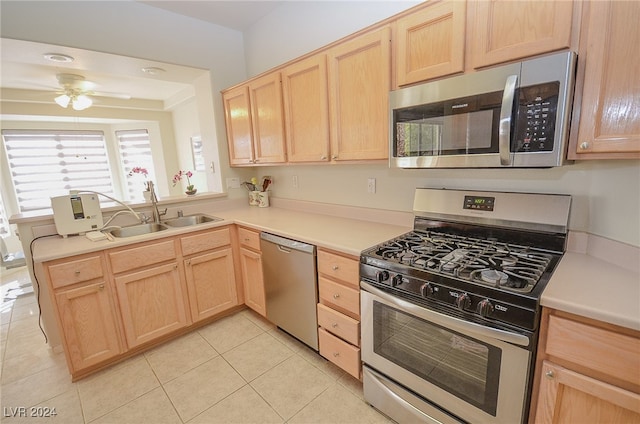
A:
[239,247,266,316]
[223,85,254,166]
[328,27,391,161]
[470,0,573,69]
[115,263,189,348]
[248,72,287,164]
[571,1,640,158]
[535,361,640,424]
[184,247,238,322]
[55,281,122,371]
[282,54,331,162]
[396,0,466,86]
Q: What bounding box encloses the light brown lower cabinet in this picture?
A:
[535,361,640,423]
[316,248,362,379]
[114,262,189,348]
[238,227,266,317]
[184,247,238,322]
[531,308,640,423]
[43,225,244,380]
[54,280,122,371]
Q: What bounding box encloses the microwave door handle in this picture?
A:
[499,75,518,166]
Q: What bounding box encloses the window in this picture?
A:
[115,129,156,202]
[0,194,9,238]
[2,129,114,213]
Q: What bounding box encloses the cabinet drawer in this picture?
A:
[238,227,261,251]
[319,276,359,319]
[546,315,640,387]
[109,239,176,274]
[181,227,231,256]
[319,327,361,379]
[48,255,104,289]
[317,303,360,346]
[317,250,359,288]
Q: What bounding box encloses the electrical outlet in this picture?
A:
[226,177,240,189]
[367,178,376,194]
[293,175,299,188]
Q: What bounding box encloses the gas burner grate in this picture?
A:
[370,230,552,293]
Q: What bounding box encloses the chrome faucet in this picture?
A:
[148,181,167,223]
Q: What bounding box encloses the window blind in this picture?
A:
[115,129,156,202]
[2,129,113,213]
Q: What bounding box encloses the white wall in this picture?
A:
[241,1,640,247]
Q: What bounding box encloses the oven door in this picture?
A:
[361,282,532,424]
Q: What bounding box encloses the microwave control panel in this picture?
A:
[513,82,560,153]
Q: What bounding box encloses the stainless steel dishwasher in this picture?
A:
[260,232,318,350]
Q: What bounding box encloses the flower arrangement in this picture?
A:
[128,166,151,191]
[173,170,195,192]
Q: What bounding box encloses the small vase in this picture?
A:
[185,189,197,196]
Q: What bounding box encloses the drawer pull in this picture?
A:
[244,238,250,242]
[332,265,339,271]
[333,352,340,358]
[99,284,104,290]
[333,293,340,299]
[545,370,555,379]
[332,322,338,328]
[75,271,81,275]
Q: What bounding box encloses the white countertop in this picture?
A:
[542,236,640,331]
[31,205,411,262]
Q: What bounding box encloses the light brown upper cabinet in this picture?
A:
[223,72,287,166]
[568,0,640,159]
[327,26,391,161]
[395,0,466,87]
[281,54,331,163]
[469,0,573,69]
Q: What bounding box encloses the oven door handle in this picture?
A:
[361,281,530,347]
[499,74,518,166]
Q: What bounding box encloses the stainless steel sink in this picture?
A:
[163,214,222,228]
[108,223,169,238]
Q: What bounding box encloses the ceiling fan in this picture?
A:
[54,73,130,110]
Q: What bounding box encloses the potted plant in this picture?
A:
[173,170,196,195]
[128,166,152,200]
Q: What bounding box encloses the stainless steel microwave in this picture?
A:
[390,52,577,168]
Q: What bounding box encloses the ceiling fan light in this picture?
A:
[54,94,71,108]
[72,95,93,110]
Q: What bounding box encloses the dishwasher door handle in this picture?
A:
[277,245,292,253]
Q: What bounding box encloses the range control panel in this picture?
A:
[513,82,560,153]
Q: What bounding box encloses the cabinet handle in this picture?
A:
[244,238,251,242]
[99,284,104,290]
[331,322,338,328]
[333,293,340,299]
[580,141,590,150]
[75,270,81,275]
[186,260,191,265]
[174,264,178,269]
[545,370,555,379]
[320,155,327,160]
[332,265,339,271]
[333,352,340,358]
[332,155,338,160]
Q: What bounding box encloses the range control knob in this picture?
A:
[375,270,389,284]
[455,293,471,311]
[477,299,494,317]
[420,283,433,298]
[391,274,403,287]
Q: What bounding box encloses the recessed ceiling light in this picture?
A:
[43,53,74,63]
[141,67,166,75]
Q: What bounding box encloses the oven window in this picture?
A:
[373,301,501,416]
[393,90,503,158]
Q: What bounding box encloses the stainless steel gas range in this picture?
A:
[360,188,571,424]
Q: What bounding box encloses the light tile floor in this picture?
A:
[0,266,392,423]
